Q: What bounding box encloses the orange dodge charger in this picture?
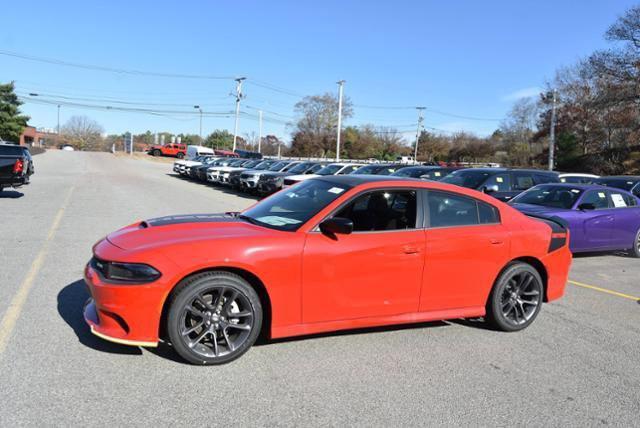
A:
[84,176,572,365]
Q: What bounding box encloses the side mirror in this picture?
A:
[483,184,499,194]
[578,203,596,211]
[319,217,353,236]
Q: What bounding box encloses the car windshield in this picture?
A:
[240,179,351,231]
[595,178,638,190]
[287,162,315,174]
[391,167,430,178]
[253,161,273,170]
[229,159,246,166]
[243,160,261,168]
[510,185,583,209]
[268,162,288,171]
[352,165,381,175]
[316,164,343,176]
[441,170,493,189]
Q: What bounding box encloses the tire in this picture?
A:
[152,149,161,157]
[485,262,544,332]
[176,152,185,159]
[167,271,262,365]
[628,229,640,258]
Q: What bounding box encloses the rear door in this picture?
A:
[421,190,510,311]
[608,191,640,249]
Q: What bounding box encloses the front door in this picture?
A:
[302,189,425,323]
[576,190,615,249]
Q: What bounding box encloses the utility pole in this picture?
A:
[194,105,203,142]
[414,107,425,163]
[232,77,246,152]
[57,104,61,146]
[336,80,345,161]
[548,89,558,171]
[258,110,263,154]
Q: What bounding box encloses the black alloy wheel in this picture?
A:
[176,152,184,159]
[152,149,161,156]
[167,271,262,365]
[486,262,543,331]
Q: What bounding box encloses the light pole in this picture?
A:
[258,110,263,154]
[336,80,345,161]
[194,105,203,143]
[548,90,558,171]
[414,107,425,162]
[232,77,246,152]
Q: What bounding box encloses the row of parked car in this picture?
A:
[170,155,640,257]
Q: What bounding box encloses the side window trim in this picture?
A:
[312,187,425,233]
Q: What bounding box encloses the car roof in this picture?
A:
[596,175,640,180]
[317,175,419,186]
[534,182,638,193]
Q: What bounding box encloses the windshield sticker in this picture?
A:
[598,192,606,198]
[434,172,441,177]
[571,189,580,193]
[328,187,345,194]
[256,216,302,226]
[496,177,503,183]
[611,193,627,207]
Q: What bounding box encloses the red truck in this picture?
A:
[147,143,187,158]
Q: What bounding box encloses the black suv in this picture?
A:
[441,168,559,202]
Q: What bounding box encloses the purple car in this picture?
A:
[510,183,640,257]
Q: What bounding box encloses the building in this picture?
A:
[19,126,58,147]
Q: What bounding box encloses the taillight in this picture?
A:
[13,158,24,174]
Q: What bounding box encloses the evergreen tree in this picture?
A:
[0,82,29,143]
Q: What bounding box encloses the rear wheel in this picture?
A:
[152,149,161,156]
[485,262,543,332]
[628,229,640,258]
[167,271,262,365]
[176,152,185,159]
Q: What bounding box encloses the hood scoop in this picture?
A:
[139,213,239,228]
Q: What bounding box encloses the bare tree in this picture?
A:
[61,115,105,151]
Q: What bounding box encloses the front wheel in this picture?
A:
[485,262,543,332]
[152,149,161,156]
[176,152,185,159]
[167,271,262,365]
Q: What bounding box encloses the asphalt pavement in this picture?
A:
[1,151,638,426]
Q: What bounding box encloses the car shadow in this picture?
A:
[57,280,142,355]
[255,319,451,347]
[0,190,24,198]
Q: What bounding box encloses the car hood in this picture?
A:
[260,171,290,178]
[510,203,571,216]
[106,213,268,251]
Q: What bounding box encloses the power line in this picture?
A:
[17,91,232,108]
[0,50,237,80]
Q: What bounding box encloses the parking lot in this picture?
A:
[1,150,639,426]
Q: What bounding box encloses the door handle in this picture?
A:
[490,239,503,245]
[402,246,421,254]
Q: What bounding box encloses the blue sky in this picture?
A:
[1,0,636,141]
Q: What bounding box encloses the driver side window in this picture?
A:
[580,191,610,209]
[335,190,417,232]
[483,174,510,192]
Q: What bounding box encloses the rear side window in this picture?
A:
[427,191,500,228]
[339,166,358,175]
[534,173,558,184]
[512,172,535,191]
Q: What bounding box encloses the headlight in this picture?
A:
[92,258,161,283]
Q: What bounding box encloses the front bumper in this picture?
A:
[240,177,259,188]
[83,261,165,347]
